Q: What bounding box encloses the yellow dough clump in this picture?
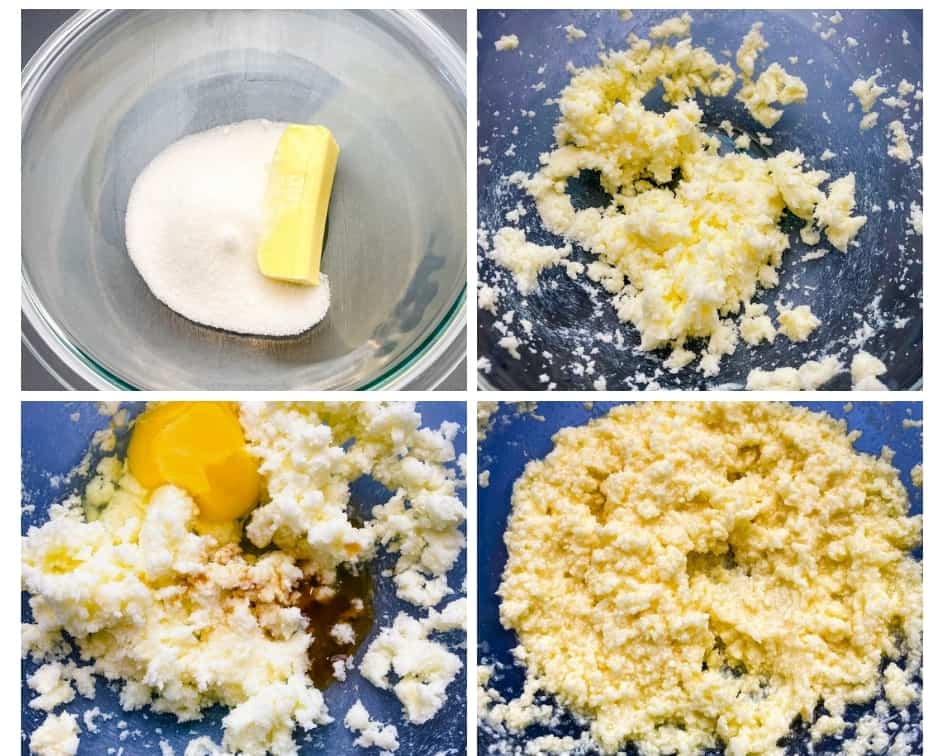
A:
[513,28,865,376]
[735,25,807,128]
[499,403,921,756]
[738,302,776,345]
[776,304,821,342]
[648,12,692,40]
[738,62,808,128]
[745,356,842,390]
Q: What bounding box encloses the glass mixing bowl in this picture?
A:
[23,10,466,389]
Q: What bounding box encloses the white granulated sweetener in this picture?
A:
[125,120,331,336]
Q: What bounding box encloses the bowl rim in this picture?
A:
[21,8,467,391]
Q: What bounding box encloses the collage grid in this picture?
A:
[16,6,938,756]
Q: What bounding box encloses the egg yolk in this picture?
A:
[128,402,261,522]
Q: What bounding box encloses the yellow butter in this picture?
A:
[258,124,339,286]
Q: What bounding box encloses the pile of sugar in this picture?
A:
[125,120,331,337]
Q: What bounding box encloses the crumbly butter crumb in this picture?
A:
[746,355,842,390]
[851,350,888,390]
[498,334,522,360]
[859,112,879,131]
[739,303,776,345]
[490,227,571,294]
[29,712,79,756]
[477,283,498,314]
[495,35,519,52]
[777,304,822,342]
[330,622,356,645]
[813,174,867,252]
[27,662,75,712]
[887,120,914,162]
[344,699,400,752]
[648,12,692,40]
[360,599,466,724]
[82,707,103,734]
[800,248,829,262]
[736,26,807,128]
[564,24,587,42]
[850,74,887,112]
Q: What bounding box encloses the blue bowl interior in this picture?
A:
[477,10,922,391]
[21,401,467,756]
[477,401,923,754]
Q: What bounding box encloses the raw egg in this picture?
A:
[128,402,261,522]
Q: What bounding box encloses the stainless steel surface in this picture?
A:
[22,9,467,390]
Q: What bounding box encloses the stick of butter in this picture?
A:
[258,124,339,286]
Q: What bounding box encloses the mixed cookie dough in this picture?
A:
[488,403,921,755]
[22,402,466,756]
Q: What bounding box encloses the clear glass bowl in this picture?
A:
[23,10,466,389]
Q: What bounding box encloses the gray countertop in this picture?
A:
[21,9,466,391]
